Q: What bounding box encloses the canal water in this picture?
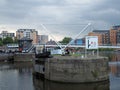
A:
[0,52,120,90]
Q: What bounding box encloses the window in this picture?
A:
[26,32,30,38]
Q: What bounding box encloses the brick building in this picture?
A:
[92,30,110,45]
[88,32,103,45]
[109,25,120,45]
[109,29,117,45]
[0,31,15,40]
[16,29,38,44]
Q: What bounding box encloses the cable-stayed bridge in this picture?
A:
[34,44,120,49]
[6,44,120,53]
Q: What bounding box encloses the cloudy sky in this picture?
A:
[0,0,120,40]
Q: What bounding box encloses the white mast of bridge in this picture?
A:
[63,23,91,51]
[41,24,63,50]
[41,23,91,54]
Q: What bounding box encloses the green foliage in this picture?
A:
[0,38,2,42]
[0,38,3,46]
[0,41,3,46]
[3,37,13,44]
[0,37,18,46]
[59,37,72,44]
[99,48,114,51]
[14,37,18,43]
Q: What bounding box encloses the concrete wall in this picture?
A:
[45,56,109,83]
[0,54,13,61]
[14,53,35,62]
[33,74,109,90]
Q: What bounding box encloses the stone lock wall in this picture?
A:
[14,53,35,62]
[45,56,109,83]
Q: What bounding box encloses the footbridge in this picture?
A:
[34,44,120,49]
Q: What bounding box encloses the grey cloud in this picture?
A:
[0,1,31,22]
[6,0,66,7]
[0,0,120,38]
[0,0,67,24]
[94,0,120,10]
[80,0,120,27]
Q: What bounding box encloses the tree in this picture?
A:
[14,37,18,43]
[0,38,3,46]
[59,37,72,44]
[3,37,13,44]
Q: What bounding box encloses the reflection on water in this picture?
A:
[100,51,120,62]
[0,62,33,90]
[33,75,109,90]
[101,51,120,77]
[109,62,120,90]
[100,52,120,90]
[109,62,120,77]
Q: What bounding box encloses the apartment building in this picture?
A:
[88,32,103,45]
[16,29,38,44]
[112,25,120,30]
[0,31,15,40]
[109,29,117,45]
[92,30,110,45]
[38,35,48,44]
[117,29,120,45]
[87,25,120,46]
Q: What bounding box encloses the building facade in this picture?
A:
[117,29,120,45]
[71,39,84,45]
[88,32,103,45]
[92,30,110,45]
[0,31,15,40]
[110,25,120,45]
[46,39,57,45]
[109,29,117,45]
[88,27,120,46]
[86,25,120,46]
[112,25,120,30]
[38,35,48,45]
[16,29,38,44]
